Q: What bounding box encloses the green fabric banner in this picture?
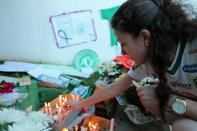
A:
[100,6,120,46]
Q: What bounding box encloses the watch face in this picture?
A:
[172,101,186,114]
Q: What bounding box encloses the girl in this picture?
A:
[66,0,197,130]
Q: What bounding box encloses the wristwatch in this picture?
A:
[171,98,187,115]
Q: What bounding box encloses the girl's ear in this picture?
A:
[139,29,151,47]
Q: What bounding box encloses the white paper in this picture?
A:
[0,61,38,72]
[27,66,60,79]
[80,67,94,78]
[28,64,88,79]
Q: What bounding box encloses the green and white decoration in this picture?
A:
[74,49,100,71]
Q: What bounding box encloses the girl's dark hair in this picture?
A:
[111,0,197,120]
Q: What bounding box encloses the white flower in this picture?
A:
[108,71,119,76]
[0,108,53,131]
[98,61,119,73]
[0,108,26,124]
[8,121,52,131]
[139,77,159,86]
[28,111,53,126]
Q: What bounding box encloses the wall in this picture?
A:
[0,0,197,66]
[0,0,126,65]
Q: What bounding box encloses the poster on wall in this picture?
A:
[50,10,97,48]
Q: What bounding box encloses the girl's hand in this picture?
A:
[136,84,160,116]
[63,100,89,113]
[63,100,81,111]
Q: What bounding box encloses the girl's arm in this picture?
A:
[76,74,134,109]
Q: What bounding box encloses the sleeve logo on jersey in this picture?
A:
[170,81,192,89]
[182,64,197,73]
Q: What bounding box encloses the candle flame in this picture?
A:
[64,97,67,102]
[59,95,62,99]
[44,102,48,108]
[88,121,92,127]
[88,121,97,129]
[92,124,97,129]
[56,103,59,109]
[62,128,69,131]
[48,103,51,107]
[75,125,78,131]
[71,94,75,100]
[59,95,62,101]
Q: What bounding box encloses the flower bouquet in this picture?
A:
[0,108,53,131]
[96,55,134,85]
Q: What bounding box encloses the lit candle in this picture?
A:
[44,102,48,114]
[62,128,69,131]
[71,94,75,100]
[64,96,67,103]
[92,124,97,130]
[75,125,78,131]
[59,95,63,107]
[56,103,59,109]
[48,103,53,117]
[63,96,68,107]
[88,122,98,131]
[62,97,65,105]
[55,103,62,122]
[88,122,92,130]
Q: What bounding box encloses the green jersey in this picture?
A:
[128,40,197,100]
